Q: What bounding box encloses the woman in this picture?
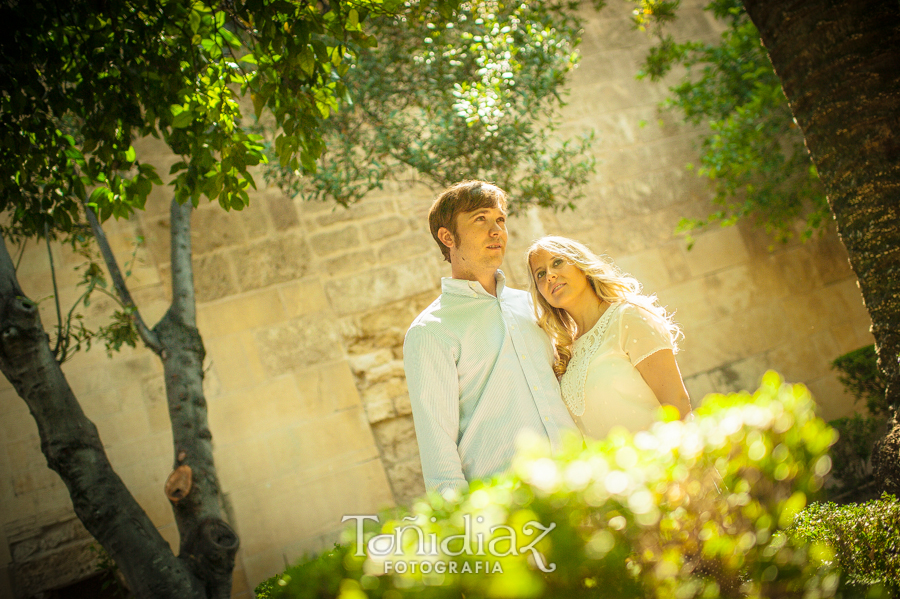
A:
[526,236,691,439]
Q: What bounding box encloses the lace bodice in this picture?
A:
[559,303,621,416]
[558,303,675,438]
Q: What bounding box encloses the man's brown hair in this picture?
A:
[428,180,509,263]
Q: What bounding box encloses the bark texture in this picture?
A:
[741,0,900,493]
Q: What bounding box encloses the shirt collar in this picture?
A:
[441,269,507,298]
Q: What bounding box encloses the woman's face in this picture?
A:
[529,248,594,311]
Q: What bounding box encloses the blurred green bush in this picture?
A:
[258,373,898,599]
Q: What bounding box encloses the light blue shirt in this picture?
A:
[403,270,579,495]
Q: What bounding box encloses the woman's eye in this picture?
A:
[536,271,544,279]
[553,258,563,267]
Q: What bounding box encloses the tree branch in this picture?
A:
[169,198,196,326]
[81,201,162,353]
[45,224,66,360]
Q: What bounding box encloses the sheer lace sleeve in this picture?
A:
[619,304,675,366]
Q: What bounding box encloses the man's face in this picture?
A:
[442,204,508,276]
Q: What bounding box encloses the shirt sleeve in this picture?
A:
[619,304,675,366]
[403,324,468,496]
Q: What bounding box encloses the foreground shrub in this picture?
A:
[791,496,900,589]
[260,373,844,598]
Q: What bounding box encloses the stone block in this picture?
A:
[765,330,840,385]
[655,278,714,331]
[205,332,268,394]
[360,387,396,423]
[810,228,853,285]
[376,233,433,264]
[140,214,173,266]
[231,233,311,293]
[265,192,300,232]
[255,312,344,377]
[131,482,177,528]
[110,408,152,444]
[778,292,833,336]
[0,404,40,444]
[214,436,277,493]
[208,375,305,444]
[683,373,716,407]
[832,278,871,325]
[681,226,750,278]
[325,258,439,316]
[347,349,395,377]
[320,248,379,277]
[615,247,677,294]
[221,189,272,241]
[192,206,247,255]
[311,225,361,257]
[269,408,380,475]
[197,287,286,338]
[372,416,419,464]
[385,456,425,506]
[807,373,857,421]
[278,278,328,319]
[142,375,172,434]
[707,354,772,395]
[773,245,822,295]
[365,216,407,243]
[365,361,406,385]
[702,266,757,320]
[193,252,239,303]
[242,546,288,594]
[315,200,385,227]
[293,360,363,419]
[745,256,791,300]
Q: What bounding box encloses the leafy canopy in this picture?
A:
[266,0,603,213]
[629,0,829,243]
[0,0,460,239]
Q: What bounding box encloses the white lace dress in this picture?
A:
[560,302,674,440]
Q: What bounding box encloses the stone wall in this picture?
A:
[0,1,874,597]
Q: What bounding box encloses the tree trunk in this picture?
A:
[740,0,900,493]
[0,235,202,598]
[154,199,238,597]
[0,196,238,598]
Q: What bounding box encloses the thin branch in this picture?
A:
[45,223,67,360]
[81,202,162,353]
[168,197,196,326]
[13,237,27,271]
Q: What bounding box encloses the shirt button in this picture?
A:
[544,416,549,422]
[521,355,527,360]
[533,385,538,390]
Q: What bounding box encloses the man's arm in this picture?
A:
[403,326,468,496]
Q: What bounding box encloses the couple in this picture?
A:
[403,180,691,496]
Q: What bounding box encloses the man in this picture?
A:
[403,180,578,496]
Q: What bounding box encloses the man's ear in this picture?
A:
[437,227,455,249]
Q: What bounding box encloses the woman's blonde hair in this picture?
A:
[525,235,682,377]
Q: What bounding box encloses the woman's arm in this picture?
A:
[635,349,692,419]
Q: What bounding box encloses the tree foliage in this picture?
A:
[266,0,601,212]
[629,0,829,243]
[0,0,459,238]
